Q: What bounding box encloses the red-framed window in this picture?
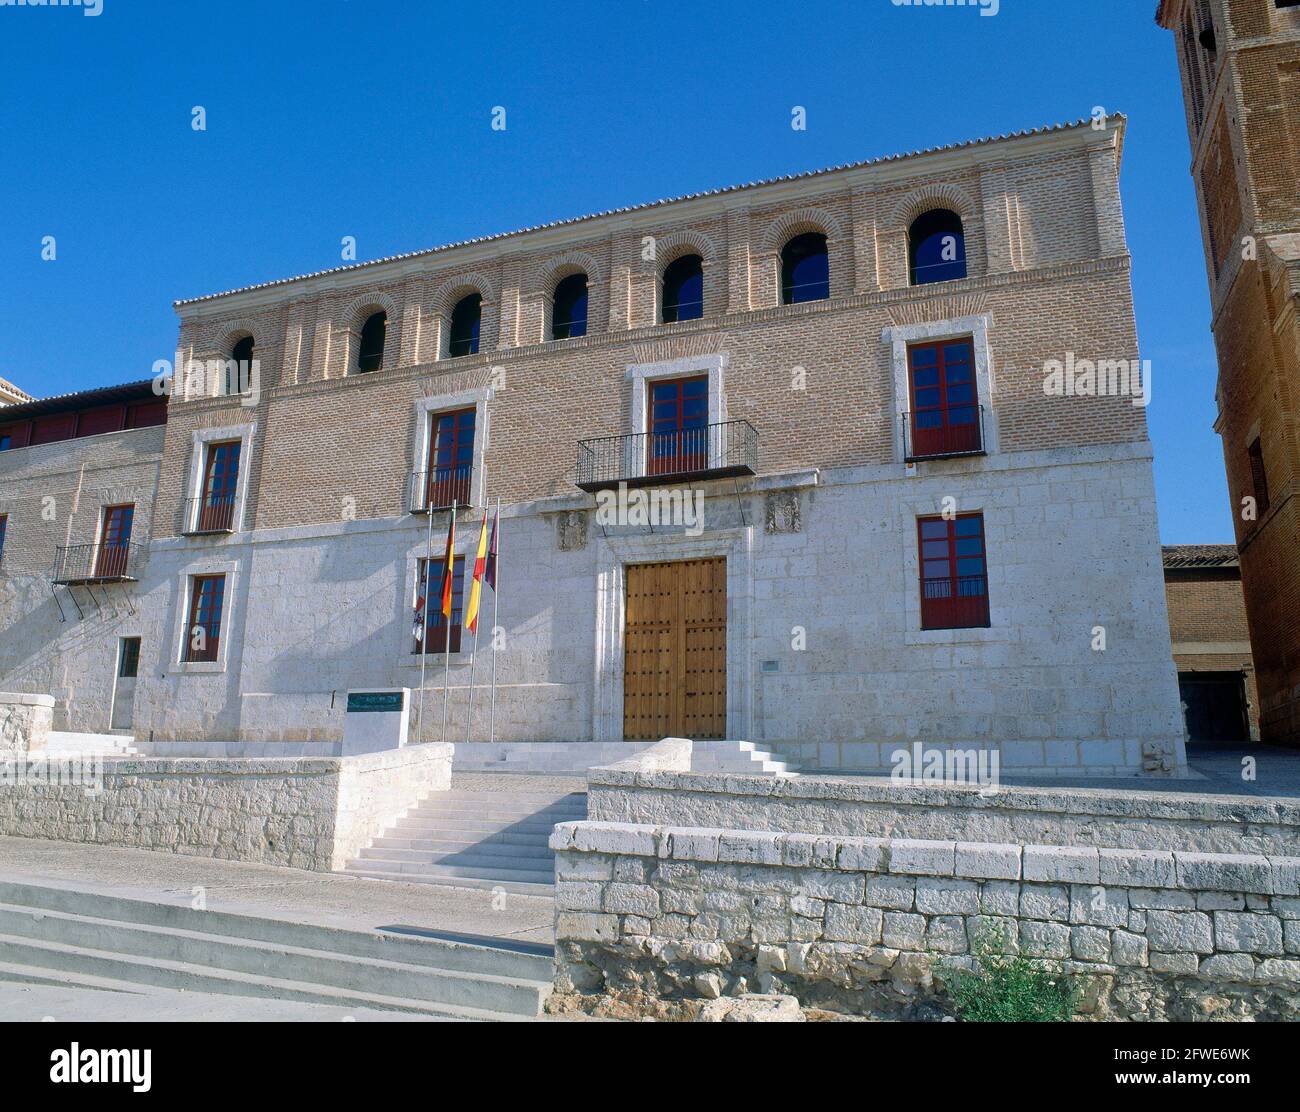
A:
[426,408,475,510]
[414,556,466,654]
[907,339,981,459]
[918,514,990,631]
[185,575,226,663]
[648,375,708,476]
[197,441,241,531]
[95,504,134,579]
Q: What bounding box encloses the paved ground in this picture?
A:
[837,747,1300,800]
[0,836,555,947]
[0,980,456,1022]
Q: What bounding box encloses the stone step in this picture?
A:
[0,934,525,1021]
[348,859,555,883]
[414,803,588,822]
[342,867,556,897]
[0,902,550,1017]
[368,837,555,859]
[357,847,554,869]
[390,817,572,837]
[0,880,553,983]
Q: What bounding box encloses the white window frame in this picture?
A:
[411,387,491,512]
[881,314,998,465]
[173,560,238,674]
[624,352,729,478]
[185,423,256,534]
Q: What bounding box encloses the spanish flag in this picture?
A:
[438,512,457,623]
[463,512,490,635]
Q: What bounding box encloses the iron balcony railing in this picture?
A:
[408,465,473,514]
[185,493,237,534]
[901,405,987,463]
[575,420,758,492]
[53,542,140,585]
[921,575,991,631]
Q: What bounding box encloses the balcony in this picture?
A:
[575,420,758,492]
[53,542,140,585]
[901,405,987,463]
[921,576,991,631]
[185,494,237,534]
[408,466,473,514]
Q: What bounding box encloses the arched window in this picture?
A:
[448,294,482,357]
[551,273,588,340]
[780,232,830,304]
[661,255,704,323]
[231,336,254,369]
[909,209,967,286]
[356,311,386,373]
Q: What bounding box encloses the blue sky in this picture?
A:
[0,0,1228,543]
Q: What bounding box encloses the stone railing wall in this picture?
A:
[551,820,1300,1020]
[0,744,452,871]
[587,768,1300,856]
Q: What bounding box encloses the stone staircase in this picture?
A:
[344,778,586,895]
[43,731,139,758]
[0,880,552,1019]
[691,740,794,775]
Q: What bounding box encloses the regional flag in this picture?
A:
[484,505,500,590]
[439,513,457,621]
[464,513,490,635]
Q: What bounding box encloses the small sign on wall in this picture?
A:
[341,688,410,756]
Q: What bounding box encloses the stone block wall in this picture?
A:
[588,767,1300,856]
[0,744,451,871]
[551,820,1300,1020]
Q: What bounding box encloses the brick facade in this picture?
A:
[1163,544,1259,740]
[0,118,1188,773]
[1158,0,1300,745]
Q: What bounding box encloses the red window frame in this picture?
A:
[907,339,981,459]
[95,504,135,579]
[918,514,990,631]
[185,575,226,663]
[197,441,241,531]
[426,408,475,510]
[648,375,709,476]
[414,556,466,654]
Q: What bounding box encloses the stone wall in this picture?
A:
[0,744,451,871]
[0,693,53,755]
[588,766,1300,856]
[551,820,1300,1020]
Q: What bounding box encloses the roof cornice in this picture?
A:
[174,116,1125,321]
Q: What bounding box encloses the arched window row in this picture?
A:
[216,217,975,371]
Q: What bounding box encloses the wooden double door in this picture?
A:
[623,558,727,740]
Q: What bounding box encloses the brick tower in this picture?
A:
[1156,0,1300,744]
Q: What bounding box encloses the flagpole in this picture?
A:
[441,504,456,744]
[417,492,435,744]
[489,496,501,744]
[464,508,488,746]
[465,604,482,746]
